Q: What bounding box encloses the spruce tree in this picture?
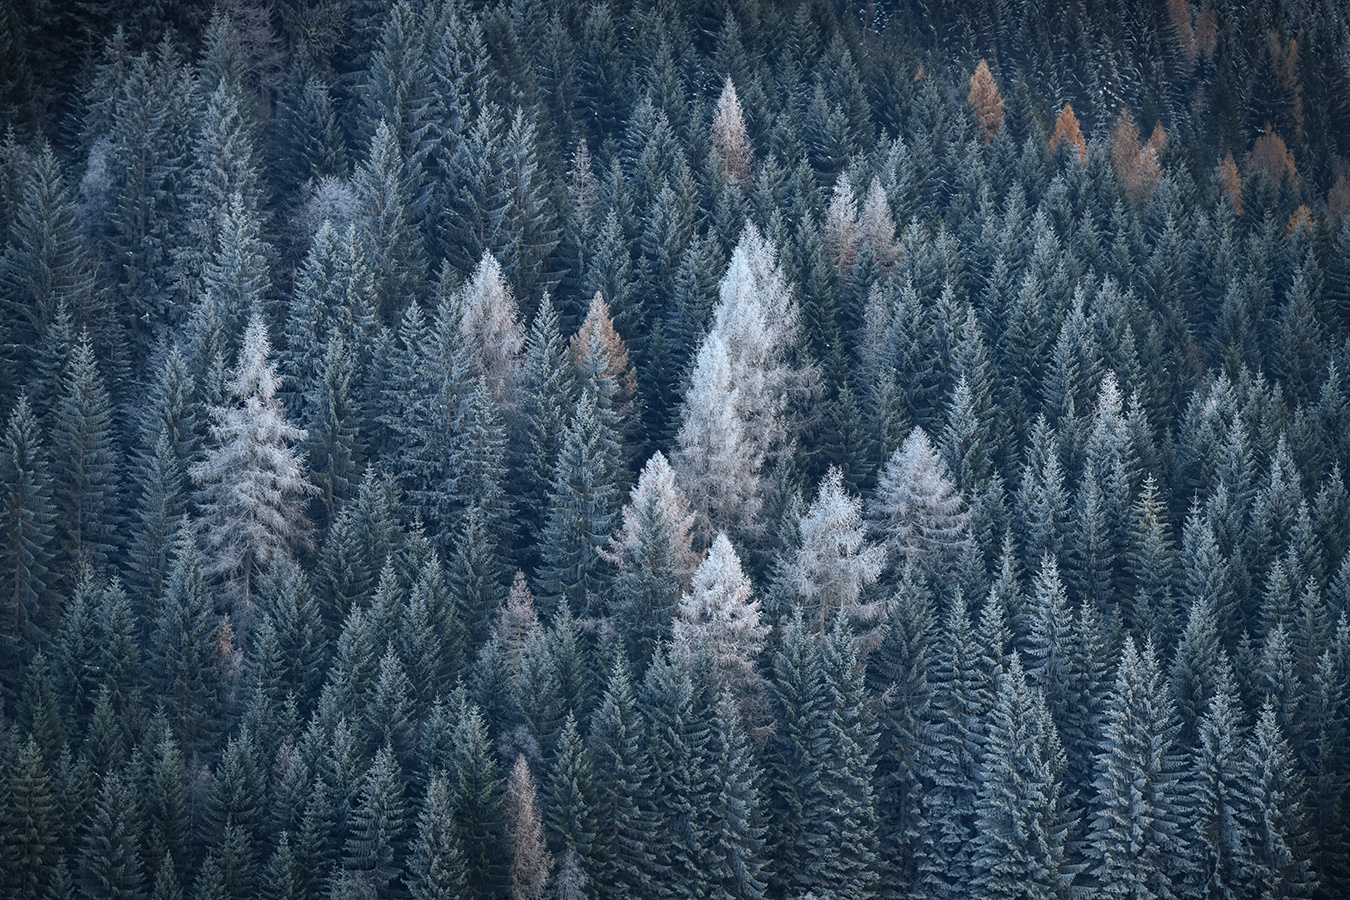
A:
[1186,673,1246,900]
[78,770,146,900]
[409,775,468,900]
[588,656,656,900]
[447,692,510,900]
[344,744,408,896]
[1,737,60,900]
[0,397,55,687]
[1085,638,1187,900]
[606,451,696,676]
[537,392,622,619]
[871,427,970,580]
[1238,700,1317,900]
[971,656,1077,900]
[51,331,120,581]
[149,525,223,757]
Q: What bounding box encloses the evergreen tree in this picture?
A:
[870,427,970,581]
[971,655,1077,900]
[409,775,468,900]
[588,657,656,900]
[1,143,96,376]
[1,737,60,900]
[0,397,55,687]
[606,451,695,675]
[1186,673,1246,900]
[1237,700,1317,900]
[148,525,222,757]
[344,744,408,897]
[50,331,120,581]
[537,392,623,619]
[78,771,146,900]
[447,692,510,900]
[545,715,599,882]
[1085,638,1187,900]
[353,119,427,323]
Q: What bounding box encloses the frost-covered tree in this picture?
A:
[710,77,753,189]
[1085,638,1187,900]
[456,251,526,411]
[870,427,969,578]
[1,397,54,677]
[673,532,767,698]
[506,755,552,900]
[606,451,697,672]
[192,312,316,619]
[675,223,804,548]
[790,466,885,633]
[971,655,1077,900]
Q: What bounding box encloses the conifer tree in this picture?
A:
[971,656,1077,900]
[2,737,59,900]
[192,311,316,619]
[606,451,696,674]
[870,427,970,580]
[675,224,804,548]
[409,775,468,900]
[505,756,552,900]
[354,120,427,323]
[790,466,885,633]
[537,392,623,619]
[344,744,408,897]
[588,657,656,900]
[546,715,599,881]
[447,692,510,900]
[1187,673,1246,900]
[78,771,146,900]
[1,397,55,684]
[51,331,119,580]
[1238,700,1317,900]
[673,532,767,702]
[1,143,96,374]
[1086,638,1187,900]
[519,295,577,552]
[149,525,223,757]
[127,347,196,605]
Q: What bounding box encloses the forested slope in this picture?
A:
[4,1,1350,899]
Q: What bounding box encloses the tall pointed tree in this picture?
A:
[192,311,316,620]
[0,397,54,684]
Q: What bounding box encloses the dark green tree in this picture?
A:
[1,737,60,900]
[537,392,622,619]
[344,744,408,896]
[148,525,222,757]
[588,656,656,900]
[1085,638,1187,900]
[971,655,1077,900]
[51,332,120,581]
[78,771,146,900]
[0,397,55,688]
[409,775,467,900]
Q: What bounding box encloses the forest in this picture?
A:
[4,0,1350,898]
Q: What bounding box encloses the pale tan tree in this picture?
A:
[710,77,753,190]
[505,755,552,900]
[967,59,1004,143]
